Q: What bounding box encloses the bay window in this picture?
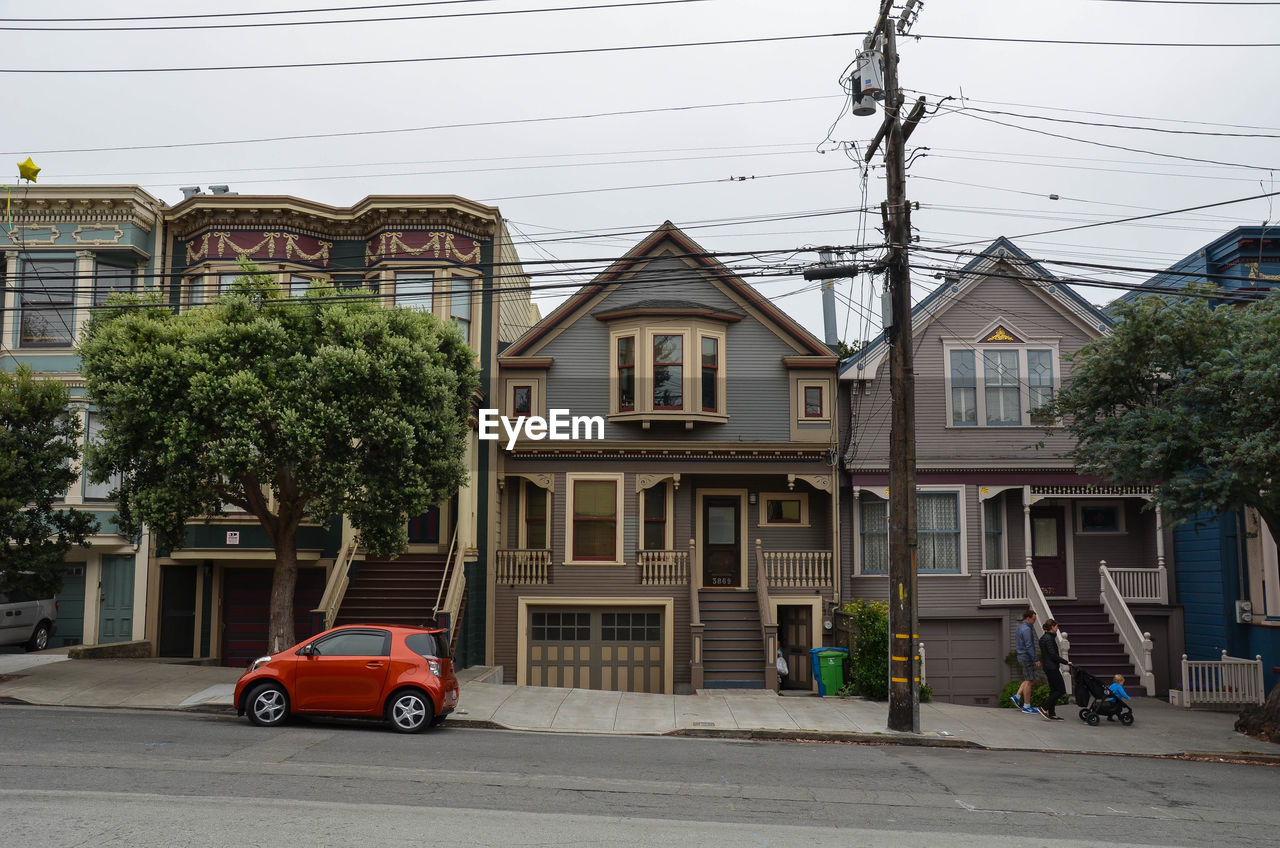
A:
[652,334,683,410]
[19,259,76,347]
[947,342,1058,427]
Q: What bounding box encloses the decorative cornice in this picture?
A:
[783,355,840,369]
[5,188,163,233]
[498,355,555,370]
[509,446,830,462]
[592,305,744,323]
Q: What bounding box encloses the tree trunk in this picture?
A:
[267,535,299,654]
[1235,678,1280,744]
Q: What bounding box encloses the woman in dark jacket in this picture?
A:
[1038,619,1071,720]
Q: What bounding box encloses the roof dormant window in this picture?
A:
[945,331,1059,427]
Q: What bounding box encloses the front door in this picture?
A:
[158,566,197,657]
[702,495,741,588]
[1030,505,1068,597]
[98,555,135,643]
[778,605,813,690]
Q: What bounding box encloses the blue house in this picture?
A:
[1118,226,1280,691]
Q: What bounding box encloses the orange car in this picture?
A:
[233,624,458,733]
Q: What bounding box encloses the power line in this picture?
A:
[911,32,1280,48]
[0,1,500,23]
[0,0,714,32]
[0,31,858,75]
[2,95,839,155]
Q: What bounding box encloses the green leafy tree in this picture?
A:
[1047,287,1280,734]
[79,263,479,652]
[0,365,98,597]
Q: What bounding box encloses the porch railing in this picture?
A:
[433,528,466,640]
[1179,651,1266,708]
[495,549,551,584]
[1099,562,1155,694]
[754,540,779,691]
[689,537,704,690]
[1107,566,1168,605]
[638,549,689,585]
[310,521,361,632]
[981,567,1071,694]
[764,550,833,589]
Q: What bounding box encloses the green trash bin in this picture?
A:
[812,648,848,696]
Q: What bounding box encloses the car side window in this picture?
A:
[405,632,447,659]
[312,630,389,657]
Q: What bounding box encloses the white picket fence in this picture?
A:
[1178,652,1266,708]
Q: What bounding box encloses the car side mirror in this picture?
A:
[297,644,315,656]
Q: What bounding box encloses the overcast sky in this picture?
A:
[4,0,1279,342]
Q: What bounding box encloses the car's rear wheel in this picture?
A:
[25,621,51,652]
[386,688,433,733]
[246,683,290,727]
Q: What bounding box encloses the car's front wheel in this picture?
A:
[246,683,290,727]
[386,688,433,733]
[25,621,50,652]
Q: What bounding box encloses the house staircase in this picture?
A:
[334,552,449,628]
[1052,603,1147,696]
[699,590,766,688]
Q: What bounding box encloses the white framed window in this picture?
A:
[946,342,1059,427]
[19,258,76,348]
[289,274,312,299]
[858,488,966,575]
[83,411,121,501]
[1076,501,1125,534]
[450,276,472,345]
[759,493,809,527]
[1243,509,1279,620]
[94,262,136,306]
[983,496,1005,569]
[796,379,830,423]
[395,272,434,312]
[565,473,625,565]
[641,482,672,551]
[608,325,727,419]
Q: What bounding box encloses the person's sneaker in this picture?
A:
[1010,694,1023,709]
[1041,711,1053,721]
[1021,705,1039,715]
[1049,715,1065,721]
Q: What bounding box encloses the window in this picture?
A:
[983,497,1005,569]
[407,504,440,543]
[804,386,824,418]
[289,275,311,299]
[19,259,76,347]
[617,336,636,412]
[652,334,683,410]
[219,273,239,295]
[185,276,204,306]
[760,493,809,527]
[523,482,548,549]
[513,385,533,417]
[701,337,718,412]
[567,474,623,563]
[1076,502,1124,534]
[405,632,448,659]
[94,263,136,305]
[532,611,590,641]
[312,629,389,656]
[602,611,660,641]
[396,272,433,311]
[859,490,963,575]
[947,344,1059,427]
[642,483,669,550]
[84,413,121,501]
[450,277,472,344]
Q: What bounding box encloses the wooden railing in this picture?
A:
[1099,562,1155,694]
[638,549,689,585]
[754,540,779,691]
[1107,566,1168,605]
[310,522,360,632]
[433,527,466,634]
[688,537,704,690]
[495,549,551,584]
[1179,651,1266,707]
[981,567,1071,694]
[764,550,834,589]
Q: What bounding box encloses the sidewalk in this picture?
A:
[2,651,1275,760]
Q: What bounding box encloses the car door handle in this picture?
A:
[365,661,384,668]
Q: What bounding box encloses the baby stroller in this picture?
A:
[1073,667,1134,726]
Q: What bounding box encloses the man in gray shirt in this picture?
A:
[1012,609,1040,714]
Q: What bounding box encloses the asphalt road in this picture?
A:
[1,704,1277,847]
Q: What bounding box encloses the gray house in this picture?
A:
[490,222,839,693]
[840,238,1185,704]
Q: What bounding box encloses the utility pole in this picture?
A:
[862,0,921,733]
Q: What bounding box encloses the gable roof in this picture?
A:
[502,221,833,357]
[840,237,1113,380]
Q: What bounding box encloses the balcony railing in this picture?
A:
[638,549,689,585]
[763,550,834,589]
[1107,566,1168,605]
[495,549,551,584]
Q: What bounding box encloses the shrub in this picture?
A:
[998,679,1070,709]
[841,599,889,700]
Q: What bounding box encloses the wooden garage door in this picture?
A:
[527,608,664,693]
[919,619,1002,706]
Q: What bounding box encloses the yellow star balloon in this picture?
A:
[17,157,40,182]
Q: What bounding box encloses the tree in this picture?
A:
[1047,287,1280,737]
[0,365,98,598]
[79,265,479,652]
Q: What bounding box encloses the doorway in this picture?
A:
[701,495,741,588]
[1030,505,1068,597]
[778,605,814,690]
[98,555,135,643]
[158,565,197,657]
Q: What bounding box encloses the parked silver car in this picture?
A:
[0,582,58,651]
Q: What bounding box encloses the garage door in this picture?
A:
[527,608,664,693]
[918,619,1003,706]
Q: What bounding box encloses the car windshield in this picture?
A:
[405,632,449,659]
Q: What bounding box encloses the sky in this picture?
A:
[4,0,1279,344]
